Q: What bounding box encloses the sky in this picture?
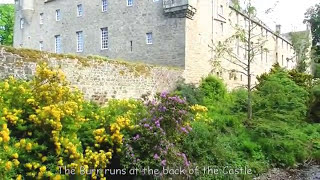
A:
[250,0,319,33]
[0,0,13,4]
[0,0,319,34]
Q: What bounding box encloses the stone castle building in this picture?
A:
[13,0,297,88]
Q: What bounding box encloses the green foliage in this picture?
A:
[255,70,309,121]
[199,76,227,105]
[174,81,204,105]
[0,5,14,46]
[310,84,320,122]
[288,31,311,73]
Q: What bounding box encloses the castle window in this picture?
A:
[261,46,263,62]
[218,5,223,16]
[56,9,61,21]
[265,51,268,63]
[236,13,239,25]
[55,35,61,53]
[282,55,284,66]
[146,32,153,44]
[40,13,44,24]
[20,18,24,29]
[236,37,240,55]
[220,23,224,34]
[127,0,133,6]
[76,31,83,52]
[39,41,43,51]
[102,0,108,12]
[101,27,108,49]
[77,4,83,17]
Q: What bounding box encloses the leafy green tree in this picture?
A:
[0,4,14,46]
[288,31,311,73]
[305,3,320,77]
[214,0,268,120]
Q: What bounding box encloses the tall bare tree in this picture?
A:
[212,0,269,120]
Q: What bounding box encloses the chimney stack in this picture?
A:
[276,25,281,34]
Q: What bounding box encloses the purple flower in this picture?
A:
[155,120,161,128]
[161,160,167,166]
[133,134,140,141]
[154,154,160,160]
[180,127,189,134]
[144,124,150,128]
[159,106,167,112]
[160,91,168,98]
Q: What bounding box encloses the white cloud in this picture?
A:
[251,0,318,33]
[0,0,14,4]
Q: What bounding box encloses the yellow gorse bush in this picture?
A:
[0,63,141,179]
[190,104,209,121]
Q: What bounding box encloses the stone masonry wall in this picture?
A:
[0,47,183,103]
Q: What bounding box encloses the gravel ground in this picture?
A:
[254,165,320,180]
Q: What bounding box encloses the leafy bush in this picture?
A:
[0,64,145,179]
[174,81,204,105]
[199,76,227,105]
[310,84,320,122]
[120,92,200,178]
[255,70,309,121]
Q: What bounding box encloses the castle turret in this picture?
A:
[19,0,35,22]
[163,0,197,19]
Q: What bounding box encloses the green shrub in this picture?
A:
[310,84,320,122]
[254,71,309,122]
[199,76,227,105]
[174,81,204,105]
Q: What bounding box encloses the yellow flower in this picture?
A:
[5,161,12,170]
[40,166,46,172]
[26,143,32,151]
[52,175,62,180]
[13,159,20,166]
[4,82,9,90]
[191,104,208,113]
[14,142,20,148]
[25,163,32,170]
[12,153,19,159]
[16,175,22,180]
[41,156,47,162]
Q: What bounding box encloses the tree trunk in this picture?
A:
[247,3,253,121]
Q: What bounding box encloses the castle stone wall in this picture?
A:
[0,47,183,103]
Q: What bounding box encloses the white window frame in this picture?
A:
[39,41,43,51]
[127,0,133,6]
[218,5,223,16]
[56,9,61,21]
[102,0,108,12]
[146,32,153,44]
[101,27,109,50]
[76,31,83,52]
[39,13,44,24]
[55,35,61,53]
[77,4,83,17]
[20,18,24,29]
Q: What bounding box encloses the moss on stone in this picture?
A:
[0,46,183,77]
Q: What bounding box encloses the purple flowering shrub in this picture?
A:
[120,92,194,177]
